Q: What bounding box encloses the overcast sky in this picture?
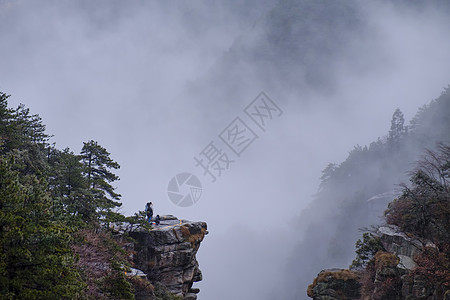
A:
[1,1,450,299]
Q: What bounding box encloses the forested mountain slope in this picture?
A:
[0,92,154,298]
[285,86,450,298]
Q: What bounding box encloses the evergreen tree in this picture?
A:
[47,147,91,223]
[12,104,48,145]
[0,92,49,174]
[319,163,337,190]
[0,154,85,298]
[0,92,131,297]
[0,93,13,154]
[80,140,122,223]
[388,108,407,145]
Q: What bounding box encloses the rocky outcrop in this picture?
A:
[377,226,448,299]
[377,225,423,271]
[113,216,207,300]
[307,269,361,300]
[308,225,448,300]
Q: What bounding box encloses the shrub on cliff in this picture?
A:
[406,244,450,298]
[372,252,403,300]
[71,228,135,299]
[350,232,385,270]
[352,250,402,299]
[352,144,450,299]
[385,144,450,244]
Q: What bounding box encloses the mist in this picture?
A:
[1,0,450,299]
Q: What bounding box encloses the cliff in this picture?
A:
[307,143,450,300]
[307,225,449,300]
[112,215,208,300]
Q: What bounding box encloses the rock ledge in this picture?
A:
[113,216,207,300]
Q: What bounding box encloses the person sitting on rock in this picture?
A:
[145,202,153,224]
[155,215,160,225]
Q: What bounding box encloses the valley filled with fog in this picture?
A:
[1,1,450,299]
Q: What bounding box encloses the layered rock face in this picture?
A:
[377,226,422,271]
[114,216,207,300]
[377,226,449,300]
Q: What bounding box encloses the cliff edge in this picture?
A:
[112,215,207,300]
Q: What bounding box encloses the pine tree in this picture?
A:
[319,163,337,191]
[388,108,407,146]
[80,140,122,224]
[12,104,48,145]
[0,93,49,174]
[0,93,13,154]
[47,147,91,223]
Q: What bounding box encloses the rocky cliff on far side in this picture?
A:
[307,225,449,300]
